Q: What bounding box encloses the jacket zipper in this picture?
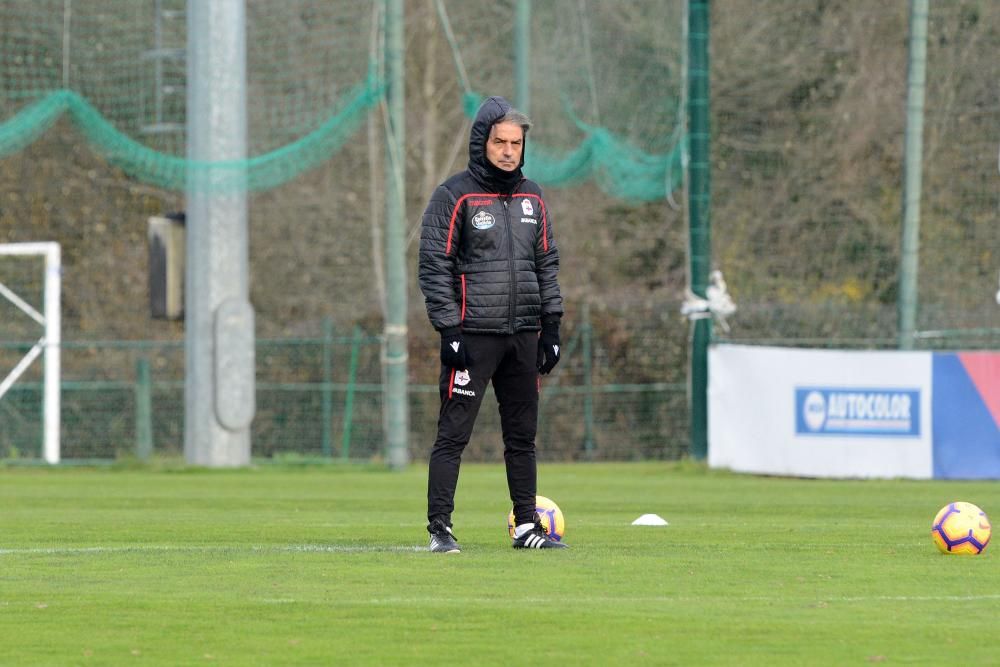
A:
[503,198,516,334]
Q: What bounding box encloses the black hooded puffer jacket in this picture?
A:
[418,96,563,334]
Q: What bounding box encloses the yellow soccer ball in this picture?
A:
[931,502,991,555]
[507,495,566,542]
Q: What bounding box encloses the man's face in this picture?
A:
[485,121,524,172]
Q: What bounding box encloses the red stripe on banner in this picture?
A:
[958,352,1000,428]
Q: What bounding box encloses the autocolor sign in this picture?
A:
[708,345,933,479]
[795,387,921,437]
[711,345,1000,479]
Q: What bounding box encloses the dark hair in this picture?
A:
[497,109,532,136]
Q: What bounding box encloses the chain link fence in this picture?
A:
[2,1,999,462]
[1,303,688,462]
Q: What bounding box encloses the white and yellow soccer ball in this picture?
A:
[931,501,991,555]
[507,495,566,542]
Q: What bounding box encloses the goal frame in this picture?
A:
[0,242,61,463]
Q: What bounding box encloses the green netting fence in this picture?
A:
[0,0,685,197]
[0,0,692,463]
[2,1,999,464]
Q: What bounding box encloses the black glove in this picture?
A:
[536,317,561,375]
[439,327,468,369]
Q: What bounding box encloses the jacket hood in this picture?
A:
[468,96,524,193]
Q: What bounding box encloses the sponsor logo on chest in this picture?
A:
[472,211,495,230]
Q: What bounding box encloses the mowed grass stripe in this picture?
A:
[0,462,997,665]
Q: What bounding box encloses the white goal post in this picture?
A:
[0,242,61,464]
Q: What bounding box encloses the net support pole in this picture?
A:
[184,0,254,466]
[686,0,711,460]
[383,0,410,470]
[42,243,61,464]
[515,0,531,114]
[321,316,334,458]
[0,243,61,464]
[898,0,928,350]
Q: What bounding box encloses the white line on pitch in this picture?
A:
[364,594,1000,605]
[0,544,425,556]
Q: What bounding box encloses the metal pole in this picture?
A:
[153,0,164,126]
[687,0,711,460]
[383,0,409,469]
[515,0,531,115]
[898,0,928,350]
[185,0,254,466]
[321,316,333,458]
[43,243,61,465]
[135,357,153,461]
[342,325,363,461]
[61,0,72,89]
[581,302,595,458]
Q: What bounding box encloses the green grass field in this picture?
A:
[1,462,997,665]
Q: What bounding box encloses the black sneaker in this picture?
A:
[427,520,460,553]
[512,522,568,549]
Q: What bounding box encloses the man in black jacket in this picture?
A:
[418,96,567,552]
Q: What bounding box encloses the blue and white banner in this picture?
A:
[708,345,933,478]
[794,387,921,437]
[709,345,1000,479]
